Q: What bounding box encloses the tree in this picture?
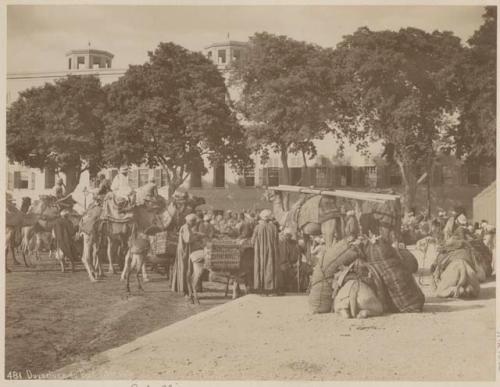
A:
[448,7,496,166]
[330,27,464,211]
[7,75,106,193]
[103,42,251,196]
[230,32,334,209]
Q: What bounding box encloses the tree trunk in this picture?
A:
[280,147,290,211]
[396,158,418,214]
[62,165,81,194]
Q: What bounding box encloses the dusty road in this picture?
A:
[5,262,229,379]
[54,279,496,381]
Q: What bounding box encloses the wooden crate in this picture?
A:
[206,239,252,272]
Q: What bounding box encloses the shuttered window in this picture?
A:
[128,169,139,189]
[138,169,149,187]
[161,169,168,187]
[316,167,328,187]
[44,168,55,189]
[267,167,280,187]
[243,167,255,187]
[154,169,162,186]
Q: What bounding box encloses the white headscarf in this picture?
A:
[457,214,467,225]
[259,209,272,220]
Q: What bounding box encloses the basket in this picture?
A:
[149,231,173,255]
[205,239,252,272]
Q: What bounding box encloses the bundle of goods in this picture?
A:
[149,231,176,256]
[365,239,425,313]
[308,239,362,314]
[205,238,253,272]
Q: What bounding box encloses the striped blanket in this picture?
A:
[365,239,425,313]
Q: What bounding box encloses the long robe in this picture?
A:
[171,224,195,295]
[252,220,279,292]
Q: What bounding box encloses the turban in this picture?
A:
[259,209,272,220]
[457,214,467,225]
[185,213,198,223]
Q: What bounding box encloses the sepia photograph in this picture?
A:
[3,1,498,383]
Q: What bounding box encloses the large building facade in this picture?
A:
[7,41,495,211]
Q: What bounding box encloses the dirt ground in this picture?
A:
[55,280,496,381]
[5,248,497,381]
[4,259,229,379]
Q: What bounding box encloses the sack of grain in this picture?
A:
[308,239,361,314]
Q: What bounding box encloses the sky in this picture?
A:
[7,4,487,73]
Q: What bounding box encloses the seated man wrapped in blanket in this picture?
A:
[432,214,492,299]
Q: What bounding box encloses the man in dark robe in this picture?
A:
[252,209,279,295]
[171,214,204,297]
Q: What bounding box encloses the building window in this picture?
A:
[316,167,328,187]
[14,171,30,189]
[467,164,480,185]
[161,169,168,187]
[138,169,149,187]
[365,166,376,174]
[68,58,72,69]
[218,49,226,64]
[77,56,85,69]
[233,49,241,61]
[190,169,202,188]
[290,167,302,186]
[207,51,212,59]
[214,165,225,188]
[243,167,255,187]
[91,56,103,69]
[44,168,55,189]
[267,167,280,187]
[128,169,139,189]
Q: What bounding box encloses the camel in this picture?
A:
[263,189,341,248]
[79,193,205,282]
[5,199,38,270]
[19,196,80,272]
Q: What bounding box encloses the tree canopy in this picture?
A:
[104,42,251,195]
[7,75,106,192]
[449,6,496,166]
[330,26,465,210]
[230,32,334,192]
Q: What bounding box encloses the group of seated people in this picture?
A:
[402,207,496,250]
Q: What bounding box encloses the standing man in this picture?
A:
[252,209,280,295]
[171,214,203,297]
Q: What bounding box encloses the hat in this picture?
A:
[259,209,272,220]
[457,214,467,225]
[185,213,198,223]
[120,166,129,173]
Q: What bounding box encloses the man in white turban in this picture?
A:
[111,166,134,206]
[172,213,204,297]
[252,208,280,294]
